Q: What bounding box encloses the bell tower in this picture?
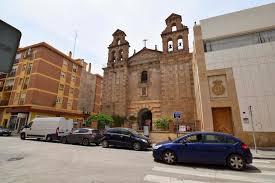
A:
[107,29,130,67]
[161,13,189,54]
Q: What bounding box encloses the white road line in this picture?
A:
[253,159,271,164]
[144,174,208,183]
[251,163,275,169]
[152,166,274,183]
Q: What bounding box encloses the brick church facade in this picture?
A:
[102,14,196,131]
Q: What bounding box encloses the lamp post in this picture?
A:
[249,106,257,154]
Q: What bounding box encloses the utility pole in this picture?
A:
[249,106,257,153]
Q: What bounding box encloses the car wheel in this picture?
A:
[163,150,177,164]
[20,133,26,140]
[227,154,246,171]
[82,138,90,146]
[61,137,67,144]
[95,142,100,146]
[46,135,52,142]
[102,140,109,148]
[133,142,142,151]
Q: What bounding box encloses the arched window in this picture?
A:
[117,38,121,45]
[177,36,183,50]
[119,49,123,61]
[167,38,173,52]
[111,51,116,62]
[141,71,148,83]
[172,24,177,32]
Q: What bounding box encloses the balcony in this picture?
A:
[4,85,13,92]
[22,84,28,90]
[7,71,16,78]
[0,100,9,106]
[26,68,32,75]
[0,74,7,79]
[18,99,24,105]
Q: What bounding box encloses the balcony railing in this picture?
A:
[18,99,24,105]
[7,71,16,77]
[22,84,28,90]
[4,85,13,91]
[0,74,7,79]
[0,100,9,106]
[26,68,32,75]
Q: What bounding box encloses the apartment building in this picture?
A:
[193,3,275,146]
[77,64,103,117]
[0,42,86,132]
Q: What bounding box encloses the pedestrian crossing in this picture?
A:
[144,159,275,183]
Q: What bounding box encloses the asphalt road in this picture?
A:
[1,137,275,183]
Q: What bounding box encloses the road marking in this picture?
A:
[144,174,208,183]
[253,159,271,164]
[152,166,274,183]
[251,163,275,169]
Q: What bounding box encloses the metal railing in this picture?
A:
[4,85,13,91]
[0,100,9,106]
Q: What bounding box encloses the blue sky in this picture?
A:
[1,0,274,75]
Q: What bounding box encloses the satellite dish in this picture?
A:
[0,19,21,73]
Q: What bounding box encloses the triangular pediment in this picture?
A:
[128,47,162,62]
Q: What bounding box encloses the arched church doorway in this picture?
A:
[138,108,152,131]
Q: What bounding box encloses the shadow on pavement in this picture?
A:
[154,160,262,173]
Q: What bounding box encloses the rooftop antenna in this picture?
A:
[143,39,148,48]
[73,31,78,58]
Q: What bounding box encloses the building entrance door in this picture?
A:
[212,107,234,134]
[138,108,152,131]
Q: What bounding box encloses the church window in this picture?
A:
[177,36,183,50]
[141,71,148,83]
[111,51,116,62]
[141,87,147,96]
[168,38,173,52]
[119,49,123,61]
[117,38,121,45]
[172,24,177,32]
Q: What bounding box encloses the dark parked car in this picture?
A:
[153,132,252,170]
[101,128,151,151]
[0,127,12,136]
[60,128,102,146]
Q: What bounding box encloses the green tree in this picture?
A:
[112,115,126,127]
[85,113,114,129]
[154,117,170,130]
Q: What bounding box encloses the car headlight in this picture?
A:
[141,139,148,143]
[153,144,163,150]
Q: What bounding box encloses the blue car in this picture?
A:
[153,132,252,170]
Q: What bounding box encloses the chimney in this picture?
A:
[88,63,91,73]
[133,49,136,54]
[69,51,72,58]
[155,45,158,50]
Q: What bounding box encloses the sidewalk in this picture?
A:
[251,147,275,160]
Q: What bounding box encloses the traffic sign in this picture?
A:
[173,112,182,119]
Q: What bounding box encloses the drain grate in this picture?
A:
[7,157,24,161]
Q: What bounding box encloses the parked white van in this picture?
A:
[20,117,73,141]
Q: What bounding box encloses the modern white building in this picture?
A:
[193,3,275,146]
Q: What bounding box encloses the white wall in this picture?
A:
[201,3,275,40]
[205,42,275,132]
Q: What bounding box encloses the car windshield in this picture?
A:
[127,128,140,136]
[173,134,189,142]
